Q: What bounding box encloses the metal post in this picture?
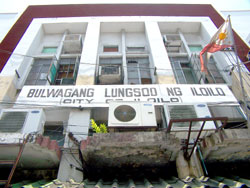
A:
[188,121,206,160]
[185,121,193,159]
[5,134,30,188]
[228,16,250,130]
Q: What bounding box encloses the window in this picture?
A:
[171,61,197,84]
[205,57,225,84]
[163,34,186,53]
[55,58,79,85]
[103,45,119,52]
[98,57,122,85]
[25,59,52,85]
[99,58,122,65]
[127,58,152,85]
[42,47,57,54]
[188,45,203,53]
[43,125,65,146]
[126,46,145,53]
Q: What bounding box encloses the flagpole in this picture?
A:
[228,15,250,129]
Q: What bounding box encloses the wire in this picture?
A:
[0,99,240,109]
[0,48,243,73]
[66,133,83,167]
[0,49,36,59]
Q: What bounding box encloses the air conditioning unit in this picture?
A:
[108,102,157,128]
[209,105,245,122]
[99,65,122,84]
[164,103,215,130]
[0,109,45,134]
[63,34,82,54]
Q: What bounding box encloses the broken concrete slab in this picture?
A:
[201,129,250,163]
[80,132,181,169]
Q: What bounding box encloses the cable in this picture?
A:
[66,133,83,167]
[0,48,243,73]
[0,49,35,59]
[0,100,240,109]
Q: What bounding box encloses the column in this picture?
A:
[145,21,176,84]
[76,21,100,85]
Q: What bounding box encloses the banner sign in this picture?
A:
[16,84,238,107]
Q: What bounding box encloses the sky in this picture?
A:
[1,0,250,13]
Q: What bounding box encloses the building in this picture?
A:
[0,4,250,187]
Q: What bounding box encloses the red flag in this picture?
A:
[200,16,233,71]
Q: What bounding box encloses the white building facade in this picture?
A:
[0,4,250,182]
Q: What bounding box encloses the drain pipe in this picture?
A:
[197,145,208,176]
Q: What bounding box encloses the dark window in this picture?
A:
[103,45,119,52]
[127,58,151,85]
[25,59,52,85]
[42,47,57,54]
[126,46,145,52]
[171,61,197,84]
[43,125,65,146]
[205,57,225,84]
[55,58,79,85]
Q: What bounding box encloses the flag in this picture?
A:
[199,16,233,72]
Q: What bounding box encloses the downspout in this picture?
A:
[197,145,208,176]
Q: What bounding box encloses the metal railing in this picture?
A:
[166,117,228,160]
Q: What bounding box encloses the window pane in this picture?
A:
[128,79,140,85]
[41,65,50,72]
[25,59,52,85]
[43,125,64,146]
[39,73,48,80]
[60,58,76,65]
[128,62,139,84]
[188,45,202,52]
[171,62,186,84]
[54,58,78,85]
[128,68,139,79]
[128,63,139,79]
[127,46,145,52]
[141,78,152,84]
[127,57,151,85]
[28,72,40,79]
[24,79,36,85]
[42,47,57,54]
[139,64,151,78]
[103,46,119,52]
[183,68,196,84]
[36,80,47,85]
[99,58,122,65]
[206,58,225,84]
[30,65,42,73]
[36,59,52,65]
